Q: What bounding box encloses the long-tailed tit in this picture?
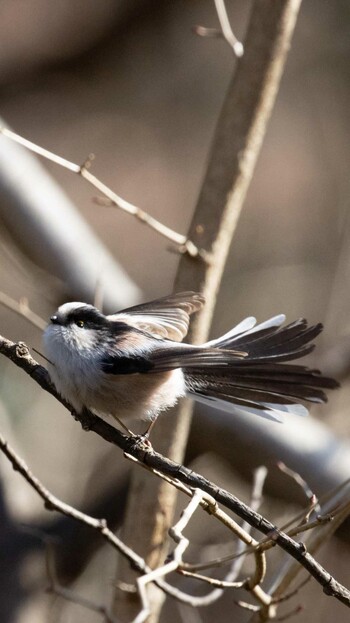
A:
[43,291,338,432]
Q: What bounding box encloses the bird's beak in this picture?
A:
[50,315,60,324]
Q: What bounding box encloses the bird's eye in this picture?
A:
[76,319,85,328]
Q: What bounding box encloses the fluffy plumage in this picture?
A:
[43,292,338,424]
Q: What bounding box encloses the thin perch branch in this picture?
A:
[0,335,350,609]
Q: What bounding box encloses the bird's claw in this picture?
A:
[130,432,153,450]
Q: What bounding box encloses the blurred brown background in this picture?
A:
[0,1,349,622]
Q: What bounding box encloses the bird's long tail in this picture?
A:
[184,315,338,421]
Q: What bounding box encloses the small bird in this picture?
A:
[43,291,338,433]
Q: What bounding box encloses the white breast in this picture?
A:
[43,323,186,421]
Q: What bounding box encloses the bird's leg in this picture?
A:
[143,415,159,439]
[138,416,159,444]
[112,414,135,437]
[112,414,154,446]
[124,416,158,450]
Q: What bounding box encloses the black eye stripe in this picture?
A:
[62,307,146,338]
[67,307,106,327]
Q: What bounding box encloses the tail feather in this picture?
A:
[206,315,285,349]
[186,373,330,405]
[214,317,323,356]
[191,392,309,423]
[241,324,323,358]
[185,316,339,419]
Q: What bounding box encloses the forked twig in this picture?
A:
[133,490,207,623]
[179,467,274,617]
[125,454,267,598]
[0,127,202,258]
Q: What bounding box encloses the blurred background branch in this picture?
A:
[0,120,141,311]
[194,0,244,57]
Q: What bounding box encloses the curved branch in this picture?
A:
[0,335,349,609]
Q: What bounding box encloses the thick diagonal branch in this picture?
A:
[1,335,349,609]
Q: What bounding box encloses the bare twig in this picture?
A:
[0,122,140,309]
[179,467,273,616]
[214,0,244,56]
[124,454,269,607]
[268,495,350,605]
[183,493,347,575]
[134,490,208,623]
[236,599,260,612]
[268,477,350,542]
[0,432,148,575]
[178,569,244,589]
[180,467,269,593]
[0,127,201,258]
[236,467,268,588]
[182,468,269,574]
[277,462,321,520]
[0,430,245,611]
[0,427,274,620]
[272,576,311,605]
[194,0,244,57]
[1,337,350,609]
